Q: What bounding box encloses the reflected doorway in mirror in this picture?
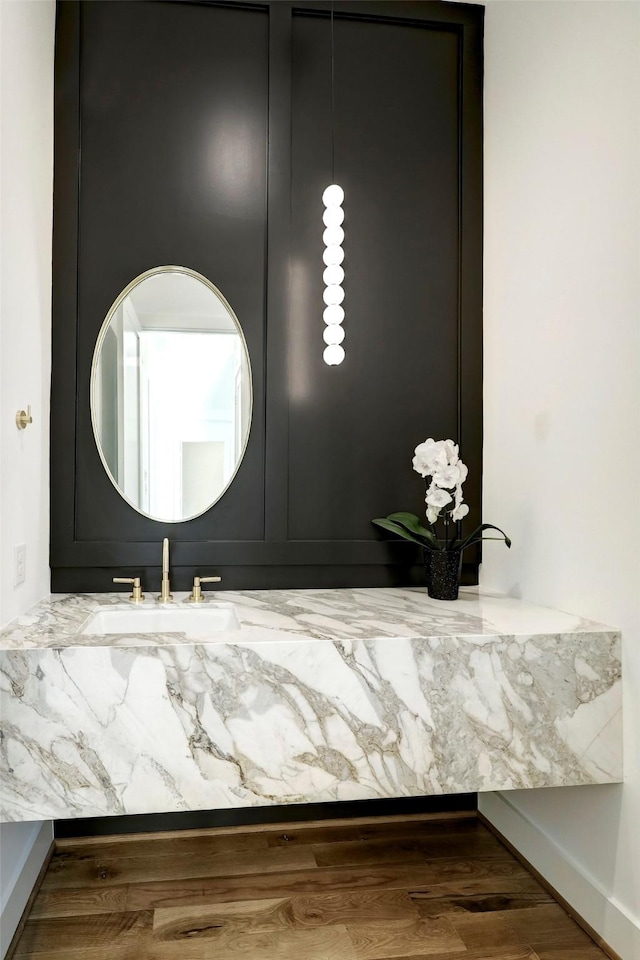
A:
[90,266,253,523]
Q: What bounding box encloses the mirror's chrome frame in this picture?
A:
[89,264,253,523]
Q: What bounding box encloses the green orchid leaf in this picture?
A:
[371,517,433,548]
[386,512,439,548]
[386,512,430,534]
[459,523,512,551]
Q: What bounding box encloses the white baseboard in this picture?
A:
[479,792,640,960]
[0,821,53,959]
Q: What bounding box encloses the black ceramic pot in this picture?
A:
[424,548,462,601]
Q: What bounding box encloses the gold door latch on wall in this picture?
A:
[15,405,33,429]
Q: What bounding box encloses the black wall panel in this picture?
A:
[288,13,461,542]
[51,0,483,591]
[74,1,268,543]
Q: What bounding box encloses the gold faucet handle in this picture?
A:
[189,575,222,603]
[113,577,145,603]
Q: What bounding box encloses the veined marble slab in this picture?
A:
[0,588,622,822]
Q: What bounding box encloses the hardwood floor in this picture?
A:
[11,813,611,960]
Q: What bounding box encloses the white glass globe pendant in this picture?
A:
[323,225,344,247]
[322,183,344,206]
[323,305,344,325]
[322,205,344,229]
[323,265,344,286]
[323,344,345,365]
[322,181,345,365]
[323,285,344,306]
[323,324,345,345]
[322,244,344,267]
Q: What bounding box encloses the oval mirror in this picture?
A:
[90,266,252,522]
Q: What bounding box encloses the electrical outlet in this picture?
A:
[14,544,26,587]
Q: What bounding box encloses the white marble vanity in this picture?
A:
[0,587,622,823]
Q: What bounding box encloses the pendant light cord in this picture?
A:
[331,0,335,183]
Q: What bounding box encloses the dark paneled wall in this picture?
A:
[51,0,483,592]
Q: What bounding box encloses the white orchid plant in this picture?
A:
[373,438,511,553]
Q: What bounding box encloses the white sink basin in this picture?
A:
[80,603,240,636]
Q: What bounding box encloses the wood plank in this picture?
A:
[162,925,357,960]
[153,897,295,940]
[53,831,268,863]
[13,940,205,960]
[534,949,614,960]
[369,950,540,960]
[313,840,427,869]
[292,891,420,927]
[28,884,129,920]
[125,861,439,911]
[346,917,466,959]
[313,832,512,868]
[42,845,316,890]
[356,820,493,845]
[48,927,357,960]
[412,891,555,918]
[408,876,550,900]
[426,858,534,883]
[266,824,375,848]
[152,891,421,940]
[265,815,480,849]
[12,910,152,957]
[449,912,523,950]
[505,904,599,949]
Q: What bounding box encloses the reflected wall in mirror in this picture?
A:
[91,266,252,522]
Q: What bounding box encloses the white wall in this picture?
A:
[0,820,52,958]
[0,0,53,624]
[482,2,640,957]
[0,0,56,954]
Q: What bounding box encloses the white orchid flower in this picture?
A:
[452,502,469,521]
[412,438,440,476]
[412,438,463,479]
[425,484,452,508]
[426,505,440,524]
[432,449,449,472]
[443,439,459,464]
[451,480,469,521]
[375,437,510,575]
[412,454,430,477]
[433,464,461,489]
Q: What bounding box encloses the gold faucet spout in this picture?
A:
[158,538,173,603]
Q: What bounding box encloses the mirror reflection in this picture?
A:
[91,266,252,522]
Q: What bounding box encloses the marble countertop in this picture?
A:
[0,587,622,821]
[0,586,616,650]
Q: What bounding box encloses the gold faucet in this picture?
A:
[158,538,173,603]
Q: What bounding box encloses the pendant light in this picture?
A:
[322,1,345,366]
